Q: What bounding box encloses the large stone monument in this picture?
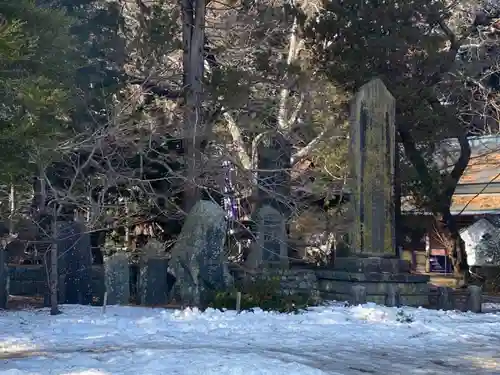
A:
[350,78,396,256]
[323,78,430,307]
[168,200,233,307]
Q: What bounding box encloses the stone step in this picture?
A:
[316,270,430,283]
[332,257,411,274]
[318,279,430,295]
[321,292,429,307]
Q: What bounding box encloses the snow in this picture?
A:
[1,303,500,374]
[460,218,500,266]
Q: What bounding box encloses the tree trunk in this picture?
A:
[31,168,46,216]
[50,207,60,315]
[435,207,469,287]
[9,183,15,234]
[394,143,402,257]
[124,197,130,248]
[398,129,471,285]
[424,233,431,273]
[0,242,7,309]
[181,0,206,213]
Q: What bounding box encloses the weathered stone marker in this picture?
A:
[254,205,288,268]
[139,257,169,306]
[138,239,170,306]
[350,78,396,255]
[168,200,232,307]
[104,252,130,305]
[246,133,291,269]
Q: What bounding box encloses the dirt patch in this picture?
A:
[5,295,45,310]
[0,345,131,360]
[2,296,186,312]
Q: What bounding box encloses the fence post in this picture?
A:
[0,248,7,309]
[236,291,241,312]
[385,284,400,307]
[350,285,367,305]
[102,291,108,314]
[467,285,482,313]
[437,287,453,311]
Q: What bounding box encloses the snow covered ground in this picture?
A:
[1,303,500,375]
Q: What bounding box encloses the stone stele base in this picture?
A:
[317,257,430,307]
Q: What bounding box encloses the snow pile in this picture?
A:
[1,303,500,374]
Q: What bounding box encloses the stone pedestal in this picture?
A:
[317,257,430,307]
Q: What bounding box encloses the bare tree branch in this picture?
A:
[222,110,251,169]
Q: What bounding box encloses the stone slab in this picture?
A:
[104,253,130,305]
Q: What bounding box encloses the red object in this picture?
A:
[431,248,446,256]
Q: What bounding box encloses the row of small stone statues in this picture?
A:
[0,199,235,308]
[103,252,170,306]
[45,245,224,307]
[74,199,234,307]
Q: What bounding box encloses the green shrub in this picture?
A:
[396,309,414,323]
[207,277,316,314]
